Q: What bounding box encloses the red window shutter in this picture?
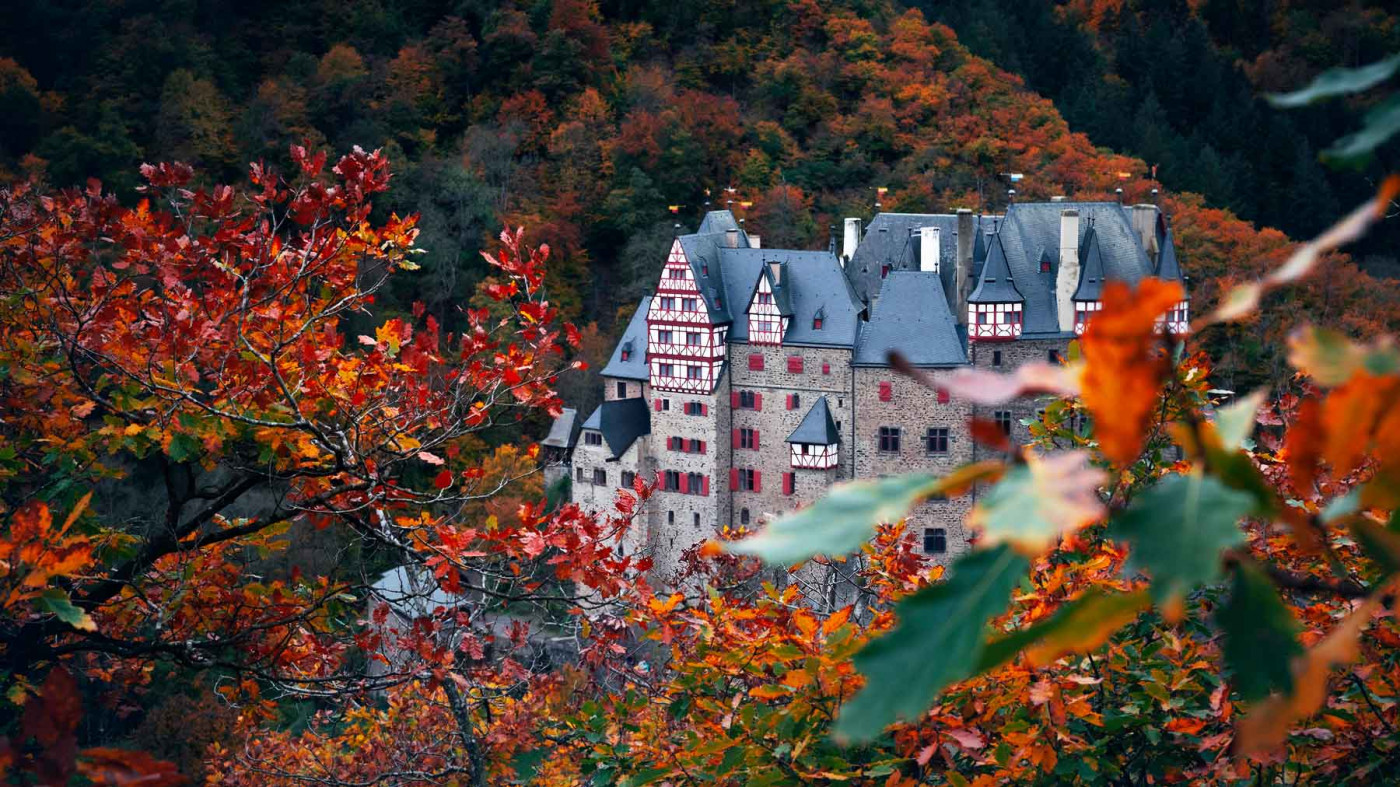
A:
[701,476,710,496]
[937,389,950,404]
[699,441,706,454]
[879,381,892,402]
[748,353,764,371]
[679,474,689,493]
[783,472,794,496]
[732,428,740,447]
[754,393,763,411]
[753,430,759,450]
[753,470,761,492]
[731,392,740,408]
[730,469,739,491]
[785,393,793,410]
[654,398,663,412]
[822,362,831,375]
[701,403,708,416]
[787,356,803,373]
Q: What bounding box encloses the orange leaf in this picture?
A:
[77,748,185,786]
[1080,279,1183,466]
[1285,397,1325,494]
[1322,373,1400,477]
[968,417,1011,451]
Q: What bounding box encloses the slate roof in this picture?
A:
[854,272,967,368]
[1072,226,1108,302]
[542,407,579,450]
[580,398,651,459]
[719,247,862,348]
[968,231,1024,304]
[787,396,841,445]
[846,213,965,306]
[979,201,1156,335]
[600,297,651,380]
[1156,227,1185,287]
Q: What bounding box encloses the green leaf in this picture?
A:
[975,589,1150,673]
[166,431,202,463]
[1214,390,1267,452]
[1218,562,1302,701]
[1107,474,1253,602]
[834,545,1028,742]
[36,589,97,632]
[512,748,548,783]
[1267,54,1400,107]
[1324,93,1400,163]
[968,451,1105,553]
[728,461,1001,564]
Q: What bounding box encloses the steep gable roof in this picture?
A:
[542,407,579,449]
[854,272,967,367]
[1156,226,1185,287]
[968,231,1024,304]
[992,202,1155,335]
[722,248,861,347]
[600,296,651,380]
[1073,225,1108,301]
[787,396,840,444]
[580,398,651,459]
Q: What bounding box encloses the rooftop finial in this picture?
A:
[1115,187,1124,203]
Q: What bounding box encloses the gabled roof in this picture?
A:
[697,210,740,235]
[580,398,651,459]
[787,396,840,445]
[968,231,1024,304]
[542,407,579,449]
[991,201,1156,335]
[854,272,967,368]
[600,297,651,380]
[845,213,971,306]
[724,248,861,347]
[1156,226,1185,288]
[1073,226,1108,302]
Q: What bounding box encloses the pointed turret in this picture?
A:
[967,231,1024,341]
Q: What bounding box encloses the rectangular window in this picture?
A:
[687,332,701,346]
[687,472,704,494]
[923,528,947,554]
[658,329,672,344]
[689,438,703,453]
[739,468,759,491]
[616,381,627,398]
[684,401,704,416]
[881,264,891,279]
[593,469,607,486]
[878,381,893,402]
[663,470,681,492]
[621,471,636,488]
[576,467,584,482]
[878,426,901,453]
[926,427,949,455]
[748,353,764,371]
[687,366,702,380]
[994,410,1013,436]
[739,428,757,450]
[1048,349,1062,364]
[992,350,1002,367]
[683,298,698,311]
[585,431,602,446]
[787,355,803,373]
[758,292,774,305]
[658,363,673,378]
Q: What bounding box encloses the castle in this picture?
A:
[546,200,1188,581]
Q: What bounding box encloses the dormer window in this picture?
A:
[701,263,708,276]
[620,349,630,361]
[1040,260,1051,273]
[813,317,823,330]
[881,264,891,279]
[758,293,773,305]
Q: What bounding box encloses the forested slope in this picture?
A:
[0,0,1396,392]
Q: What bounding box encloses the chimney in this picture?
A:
[919,226,941,273]
[725,228,739,248]
[768,260,781,284]
[842,217,861,264]
[1050,195,1067,202]
[955,209,974,325]
[828,225,837,255]
[749,235,762,249]
[1055,209,1080,332]
[1129,204,1159,258]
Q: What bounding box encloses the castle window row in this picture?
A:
[667,436,707,453]
[872,426,959,456]
[661,470,710,496]
[732,390,763,410]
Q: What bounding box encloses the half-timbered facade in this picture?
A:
[562,200,1191,582]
